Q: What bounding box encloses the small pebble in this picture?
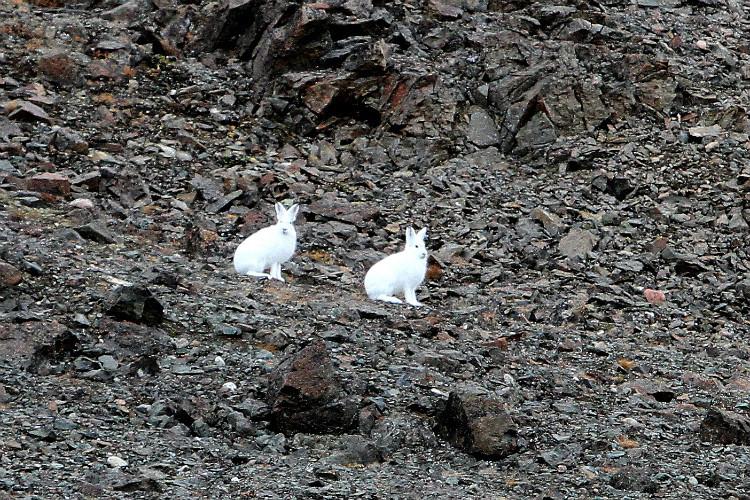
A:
[214,356,226,367]
[222,382,237,392]
[622,417,641,428]
[107,455,128,468]
[69,198,95,209]
[696,40,707,50]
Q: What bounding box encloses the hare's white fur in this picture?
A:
[233,202,299,282]
[364,227,428,306]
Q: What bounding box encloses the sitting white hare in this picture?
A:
[233,202,300,282]
[364,227,428,306]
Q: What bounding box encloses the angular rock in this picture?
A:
[105,284,164,326]
[50,127,89,153]
[266,340,359,434]
[101,0,151,22]
[307,194,379,224]
[27,330,81,375]
[609,467,658,493]
[514,112,557,154]
[428,0,463,19]
[700,408,750,445]
[184,218,219,256]
[466,107,500,147]
[206,189,243,213]
[69,198,95,210]
[530,207,564,235]
[28,172,70,196]
[38,51,80,87]
[688,124,722,139]
[0,261,22,287]
[71,171,102,191]
[7,100,50,123]
[75,221,116,244]
[606,177,635,201]
[435,389,518,459]
[558,228,597,260]
[0,117,22,140]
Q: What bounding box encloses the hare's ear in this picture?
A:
[405,227,416,245]
[417,228,427,241]
[287,204,300,221]
[275,202,285,221]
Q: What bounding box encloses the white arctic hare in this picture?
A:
[233,202,300,281]
[364,227,428,306]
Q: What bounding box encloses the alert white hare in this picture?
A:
[233,202,300,282]
[364,227,428,306]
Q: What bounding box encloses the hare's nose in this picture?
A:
[420,253,427,259]
[282,228,289,235]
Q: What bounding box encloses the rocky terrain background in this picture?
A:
[2,0,750,497]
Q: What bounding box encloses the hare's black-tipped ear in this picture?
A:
[288,204,300,221]
[405,227,416,245]
[417,228,427,241]
[275,202,285,220]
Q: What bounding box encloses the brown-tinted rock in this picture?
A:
[28,172,71,196]
[435,389,518,459]
[184,218,219,256]
[700,408,750,445]
[267,340,359,434]
[0,261,22,287]
[38,51,80,87]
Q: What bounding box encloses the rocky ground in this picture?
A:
[2,0,750,497]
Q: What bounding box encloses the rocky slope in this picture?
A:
[1,0,750,497]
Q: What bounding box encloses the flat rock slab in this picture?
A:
[8,100,50,122]
[28,172,71,196]
[559,228,597,260]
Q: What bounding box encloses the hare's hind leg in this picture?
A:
[404,288,423,307]
[374,295,403,304]
[245,271,271,279]
[270,263,285,282]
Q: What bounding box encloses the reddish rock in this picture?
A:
[28,172,71,196]
[0,261,22,287]
[303,80,338,114]
[644,288,666,305]
[38,51,80,86]
[267,340,359,434]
